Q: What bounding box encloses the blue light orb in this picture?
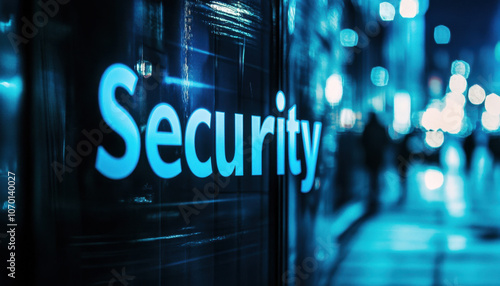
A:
[370,66,389,87]
[451,60,470,79]
[379,2,396,21]
[434,25,451,45]
[340,29,358,47]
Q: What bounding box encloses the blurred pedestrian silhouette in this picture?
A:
[396,133,412,206]
[336,130,356,208]
[362,112,389,214]
[463,124,480,174]
[488,134,500,164]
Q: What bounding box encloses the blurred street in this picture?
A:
[332,145,500,286]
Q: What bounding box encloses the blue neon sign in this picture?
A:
[96,64,322,193]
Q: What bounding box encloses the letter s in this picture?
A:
[96,64,140,179]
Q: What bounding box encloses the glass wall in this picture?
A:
[7,0,281,285]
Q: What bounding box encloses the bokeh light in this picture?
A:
[451,60,470,79]
[325,74,343,105]
[340,108,356,129]
[370,66,389,87]
[393,91,411,134]
[449,74,467,94]
[421,107,442,131]
[340,29,358,47]
[441,102,464,134]
[425,130,445,148]
[482,111,500,131]
[428,76,443,97]
[424,169,444,190]
[485,93,500,115]
[468,85,486,105]
[400,0,419,18]
[445,92,466,108]
[495,42,500,62]
[434,25,451,44]
[380,2,396,21]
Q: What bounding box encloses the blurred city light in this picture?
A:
[340,29,358,47]
[288,0,296,34]
[428,76,443,97]
[340,108,356,129]
[164,76,214,89]
[424,169,444,190]
[468,84,486,105]
[425,130,445,148]
[136,59,152,78]
[316,83,324,99]
[451,60,470,79]
[276,90,285,112]
[370,66,389,87]
[481,111,500,131]
[485,93,500,115]
[325,74,343,105]
[448,74,467,94]
[0,18,12,33]
[379,2,396,21]
[495,42,500,62]
[447,234,467,250]
[421,107,442,131]
[393,91,411,134]
[370,94,385,112]
[445,92,466,108]
[0,76,23,100]
[400,0,419,18]
[434,25,451,44]
[441,104,464,134]
[442,141,463,171]
[443,174,466,218]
